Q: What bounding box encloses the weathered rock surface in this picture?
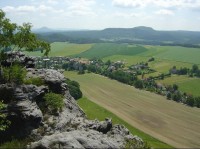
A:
[1,51,35,68]
[29,129,127,149]
[27,68,67,94]
[0,84,46,140]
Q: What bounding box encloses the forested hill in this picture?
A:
[36,26,200,46]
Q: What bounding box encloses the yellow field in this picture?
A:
[64,71,200,148]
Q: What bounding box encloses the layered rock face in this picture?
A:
[0,52,144,148]
[1,51,35,68]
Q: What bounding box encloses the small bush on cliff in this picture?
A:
[44,93,64,112]
[125,139,151,149]
[0,101,10,131]
[0,138,32,149]
[24,77,44,86]
[2,64,27,85]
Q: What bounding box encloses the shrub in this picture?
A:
[24,77,44,86]
[186,96,195,107]
[195,97,200,108]
[0,101,10,131]
[125,139,151,149]
[0,138,32,149]
[2,64,27,85]
[44,93,64,112]
[134,80,144,89]
[65,79,82,100]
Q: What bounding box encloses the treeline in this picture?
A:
[62,58,200,108]
[160,43,200,48]
[170,64,200,77]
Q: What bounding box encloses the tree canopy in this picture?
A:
[0,9,50,55]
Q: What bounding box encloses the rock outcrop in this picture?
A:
[0,52,145,148]
[0,84,47,140]
[1,51,35,68]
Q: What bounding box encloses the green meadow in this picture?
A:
[75,43,148,59]
[157,75,200,96]
[26,42,92,57]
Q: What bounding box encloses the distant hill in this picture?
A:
[32,27,54,33]
[36,26,200,46]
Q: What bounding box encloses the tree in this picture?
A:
[0,9,50,55]
[105,60,111,66]
[192,64,199,73]
[134,80,144,89]
[166,92,172,99]
[178,67,188,75]
[65,79,82,100]
[0,9,50,83]
[186,96,195,107]
[172,91,181,102]
[173,84,178,91]
[160,73,164,80]
[195,97,200,108]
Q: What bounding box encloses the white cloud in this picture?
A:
[17,5,36,12]
[3,5,36,13]
[3,0,97,18]
[38,5,52,11]
[64,0,97,17]
[65,0,95,7]
[112,0,147,8]
[2,5,63,14]
[47,0,58,5]
[113,12,141,18]
[2,6,15,12]
[155,9,174,15]
[112,0,200,9]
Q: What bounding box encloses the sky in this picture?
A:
[0,0,200,31]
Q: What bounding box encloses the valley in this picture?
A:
[28,42,200,96]
[64,71,200,148]
[26,41,200,148]
[1,3,200,148]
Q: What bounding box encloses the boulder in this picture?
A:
[82,118,112,134]
[28,129,126,149]
[26,69,67,94]
[0,84,46,141]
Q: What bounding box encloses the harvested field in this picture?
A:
[65,71,200,148]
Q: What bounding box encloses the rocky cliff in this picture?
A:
[0,52,144,148]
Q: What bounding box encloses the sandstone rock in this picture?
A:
[14,85,48,101]
[82,118,112,134]
[28,129,126,149]
[26,69,67,94]
[1,51,35,68]
[0,84,46,141]
[0,83,14,103]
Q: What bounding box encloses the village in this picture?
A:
[33,55,200,108]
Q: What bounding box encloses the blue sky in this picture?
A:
[1,0,200,31]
